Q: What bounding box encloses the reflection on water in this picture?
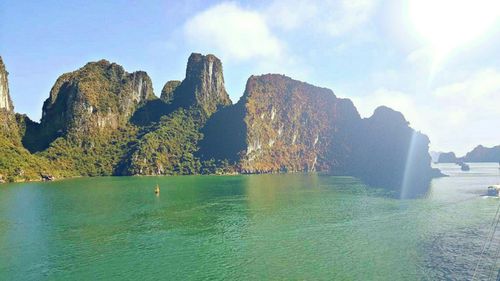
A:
[0,164,499,280]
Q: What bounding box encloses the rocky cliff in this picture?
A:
[201,75,440,195]
[20,60,155,153]
[44,60,153,134]
[201,74,360,173]
[160,80,181,103]
[1,53,440,194]
[0,56,18,139]
[0,57,61,183]
[122,54,232,175]
[130,54,232,126]
[349,107,441,196]
[0,57,13,112]
[463,145,500,162]
[169,53,232,117]
[16,60,158,176]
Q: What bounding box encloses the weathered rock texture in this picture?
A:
[0,56,19,140]
[1,53,441,193]
[21,60,155,152]
[201,74,359,173]
[160,80,181,103]
[123,54,233,175]
[0,57,13,112]
[349,106,441,195]
[41,60,154,135]
[170,53,232,117]
[0,57,60,182]
[201,75,440,194]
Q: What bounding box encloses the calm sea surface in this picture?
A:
[1,163,499,280]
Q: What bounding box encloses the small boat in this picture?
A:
[154,184,160,195]
[487,185,500,197]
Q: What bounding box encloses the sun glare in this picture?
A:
[409,0,500,64]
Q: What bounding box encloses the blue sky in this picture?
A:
[1,0,499,155]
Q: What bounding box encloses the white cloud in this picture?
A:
[431,68,500,128]
[184,2,283,61]
[266,0,378,37]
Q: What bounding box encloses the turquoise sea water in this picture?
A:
[1,163,499,280]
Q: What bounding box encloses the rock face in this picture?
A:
[1,53,441,192]
[437,152,458,163]
[349,106,441,195]
[41,60,154,135]
[160,80,181,103]
[0,57,13,112]
[23,60,155,151]
[170,53,232,117]
[123,53,232,175]
[463,145,500,162]
[201,74,360,173]
[0,57,59,182]
[0,56,19,139]
[201,75,439,195]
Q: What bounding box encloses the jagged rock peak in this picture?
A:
[185,53,225,82]
[172,53,232,116]
[437,152,458,163]
[0,56,14,111]
[200,73,359,173]
[243,74,337,100]
[0,56,19,141]
[368,106,409,126]
[40,59,155,136]
[160,80,181,103]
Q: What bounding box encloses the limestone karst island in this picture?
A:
[0,53,440,194]
[1,1,500,280]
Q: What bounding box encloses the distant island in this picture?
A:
[437,152,459,163]
[0,53,441,194]
[436,145,500,163]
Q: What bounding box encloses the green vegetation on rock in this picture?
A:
[0,53,440,194]
[122,109,203,175]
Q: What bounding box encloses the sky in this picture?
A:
[0,0,499,155]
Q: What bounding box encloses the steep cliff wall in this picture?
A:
[201,74,361,173]
[201,75,439,194]
[42,60,154,135]
[348,106,441,195]
[0,57,13,112]
[1,53,440,191]
[20,60,155,153]
[123,53,232,175]
[16,60,157,176]
[170,53,232,117]
[0,56,18,139]
[0,57,61,183]
[160,80,181,103]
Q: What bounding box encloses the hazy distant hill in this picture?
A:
[463,145,500,163]
[437,152,458,163]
